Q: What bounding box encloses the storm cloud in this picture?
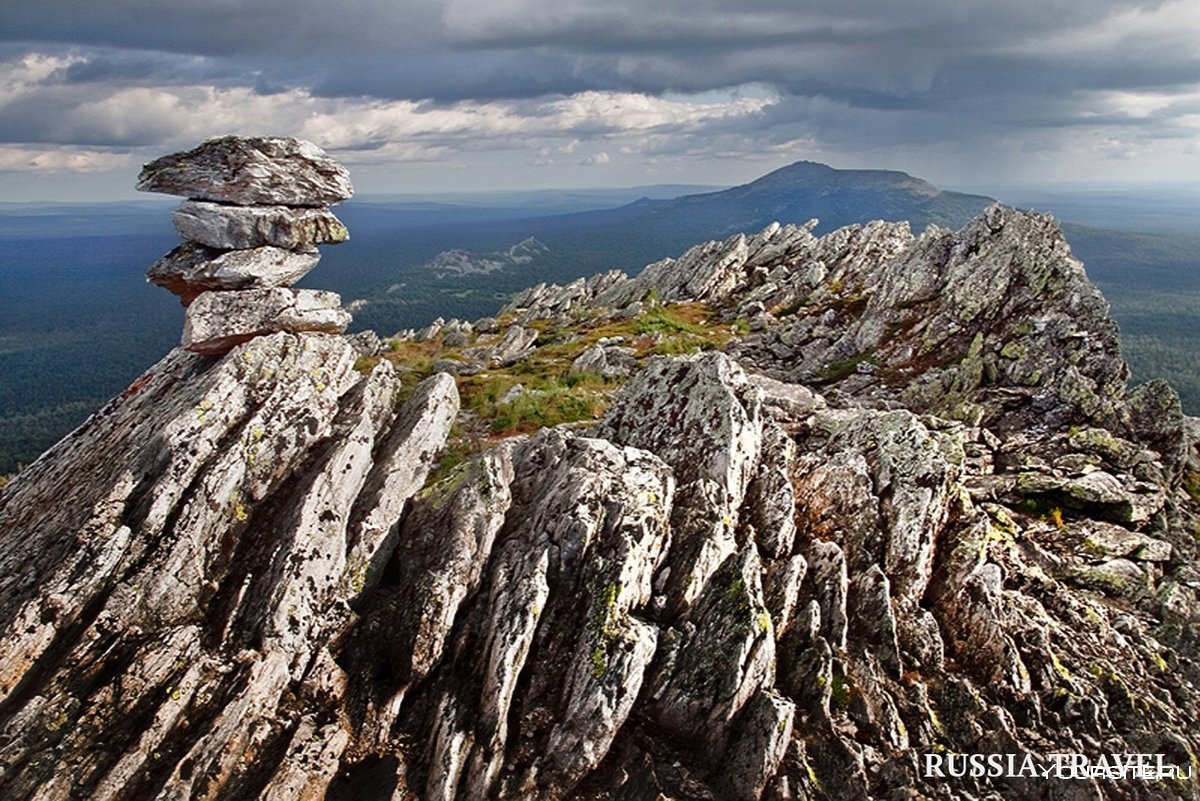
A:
[2,0,1198,195]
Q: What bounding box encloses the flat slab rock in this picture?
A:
[137,135,353,207]
[182,288,351,354]
[173,200,349,250]
[148,242,320,305]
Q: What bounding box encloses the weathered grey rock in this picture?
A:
[137,135,353,206]
[802,540,849,649]
[173,200,349,250]
[1069,557,1152,599]
[182,288,351,355]
[848,565,902,677]
[717,690,795,801]
[473,316,499,333]
[0,333,455,800]
[1016,467,1166,523]
[414,317,445,342]
[651,547,775,760]
[347,329,384,357]
[431,358,466,375]
[147,241,320,304]
[497,383,526,404]
[748,372,826,421]
[469,324,539,367]
[442,328,469,348]
[570,343,635,378]
[363,429,675,800]
[595,220,833,310]
[595,352,763,615]
[745,419,797,559]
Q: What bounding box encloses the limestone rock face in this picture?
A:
[182,288,351,354]
[595,353,764,616]
[2,203,1199,801]
[137,135,353,206]
[0,333,457,800]
[172,200,350,250]
[147,242,320,305]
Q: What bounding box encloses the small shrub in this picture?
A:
[830,674,854,710]
[634,307,706,337]
[814,351,879,382]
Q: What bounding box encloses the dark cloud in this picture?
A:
[59,49,243,87]
[1,0,1187,105]
[0,0,1197,190]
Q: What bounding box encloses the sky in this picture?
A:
[2,0,1200,201]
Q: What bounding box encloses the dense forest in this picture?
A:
[0,232,181,474]
[1065,224,1200,414]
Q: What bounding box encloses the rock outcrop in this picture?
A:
[0,144,1198,801]
[139,136,353,354]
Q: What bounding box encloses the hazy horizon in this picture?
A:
[2,165,1200,208]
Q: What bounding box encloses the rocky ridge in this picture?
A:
[408,237,551,280]
[140,136,354,352]
[0,144,1198,801]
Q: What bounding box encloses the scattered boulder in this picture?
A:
[347,329,385,357]
[570,343,635,378]
[468,324,539,366]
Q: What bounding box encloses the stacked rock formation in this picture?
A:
[137,136,354,355]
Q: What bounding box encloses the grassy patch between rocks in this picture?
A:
[367,300,737,492]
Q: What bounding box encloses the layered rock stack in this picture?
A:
[137,135,354,355]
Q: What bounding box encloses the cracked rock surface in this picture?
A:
[182,288,352,355]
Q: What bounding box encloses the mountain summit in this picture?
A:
[0,142,1197,800]
[589,160,995,250]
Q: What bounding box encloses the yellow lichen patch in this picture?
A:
[1048,648,1073,682]
[588,581,624,680]
[194,397,215,422]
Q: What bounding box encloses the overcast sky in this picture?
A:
[3,0,1200,201]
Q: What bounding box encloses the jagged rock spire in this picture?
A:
[138,136,353,355]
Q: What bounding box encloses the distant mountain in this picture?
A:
[347,161,999,332]
[515,161,996,267]
[634,160,996,237]
[3,163,1197,475]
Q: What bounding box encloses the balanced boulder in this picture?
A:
[137,135,353,207]
[147,242,320,305]
[182,288,352,355]
[172,200,349,250]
